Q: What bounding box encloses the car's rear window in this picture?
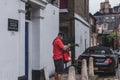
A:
[84,49,111,54]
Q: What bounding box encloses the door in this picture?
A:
[25,22,29,80]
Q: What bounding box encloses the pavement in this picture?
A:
[50,75,119,80]
[49,66,120,80]
[49,72,119,80]
[49,67,95,80]
[49,74,81,80]
[49,67,69,80]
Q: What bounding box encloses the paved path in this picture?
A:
[50,74,81,80]
[50,73,119,80]
[50,64,120,80]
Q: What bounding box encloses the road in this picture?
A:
[50,64,120,80]
[92,64,120,80]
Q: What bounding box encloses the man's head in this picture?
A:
[58,32,64,40]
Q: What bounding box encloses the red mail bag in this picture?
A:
[63,51,71,63]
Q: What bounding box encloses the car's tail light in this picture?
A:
[78,57,81,62]
[104,58,112,63]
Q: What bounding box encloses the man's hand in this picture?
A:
[63,44,71,51]
[67,44,71,48]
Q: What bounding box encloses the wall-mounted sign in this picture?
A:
[8,18,18,31]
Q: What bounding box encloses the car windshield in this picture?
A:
[84,49,109,54]
[116,49,120,52]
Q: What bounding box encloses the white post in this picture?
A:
[88,57,94,77]
[44,67,49,80]
[68,66,76,80]
[81,59,88,80]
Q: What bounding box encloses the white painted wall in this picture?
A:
[0,0,25,80]
[0,0,59,79]
[40,4,59,75]
[31,3,59,75]
[19,1,26,78]
[31,6,41,70]
[75,14,90,60]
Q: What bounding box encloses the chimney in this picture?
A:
[100,2,104,10]
[105,0,109,2]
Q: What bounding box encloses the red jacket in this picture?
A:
[53,37,64,60]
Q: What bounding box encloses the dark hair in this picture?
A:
[58,32,64,36]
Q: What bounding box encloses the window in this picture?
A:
[118,7,120,12]
[99,17,103,22]
[106,17,109,20]
[60,0,68,9]
[103,23,108,30]
[49,0,59,6]
[111,16,115,20]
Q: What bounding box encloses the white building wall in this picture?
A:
[40,4,59,75]
[75,14,90,60]
[0,0,59,80]
[19,2,26,78]
[31,6,41,70]
[31,3,59,75]
[0,0,25,80]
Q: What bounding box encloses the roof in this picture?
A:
[94,9,119,16]
[84,46,113,54]
[94,12,104,16]
[86,46,111,50]
[89,13,96,21]
[113,5,120,11]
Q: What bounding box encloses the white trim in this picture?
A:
[32,16,44,19]
[74,13,90,27]
[18,9,26,13]
[21,0,28,3]
[28,21,32,80]
[41,0,48,3]
[30,0,48,9]
[60,9,68,13]
[25,20,31,23]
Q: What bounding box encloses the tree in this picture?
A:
[107,32,116,43]
[100,32,116,48]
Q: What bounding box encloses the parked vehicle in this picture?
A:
[77,46,118,75]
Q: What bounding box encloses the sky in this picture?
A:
[89,0,120,14]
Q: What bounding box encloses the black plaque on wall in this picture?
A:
[8,18,18,31]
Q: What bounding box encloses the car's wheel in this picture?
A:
[112,71,116,76]
[112,69,116,76]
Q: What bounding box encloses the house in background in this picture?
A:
[89,13,97,47]
[60,0,90,62]
[112,4,120,13]
[94,0,120,48]
[115,16,120,49]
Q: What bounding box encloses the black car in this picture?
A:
[77,46,118,74]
